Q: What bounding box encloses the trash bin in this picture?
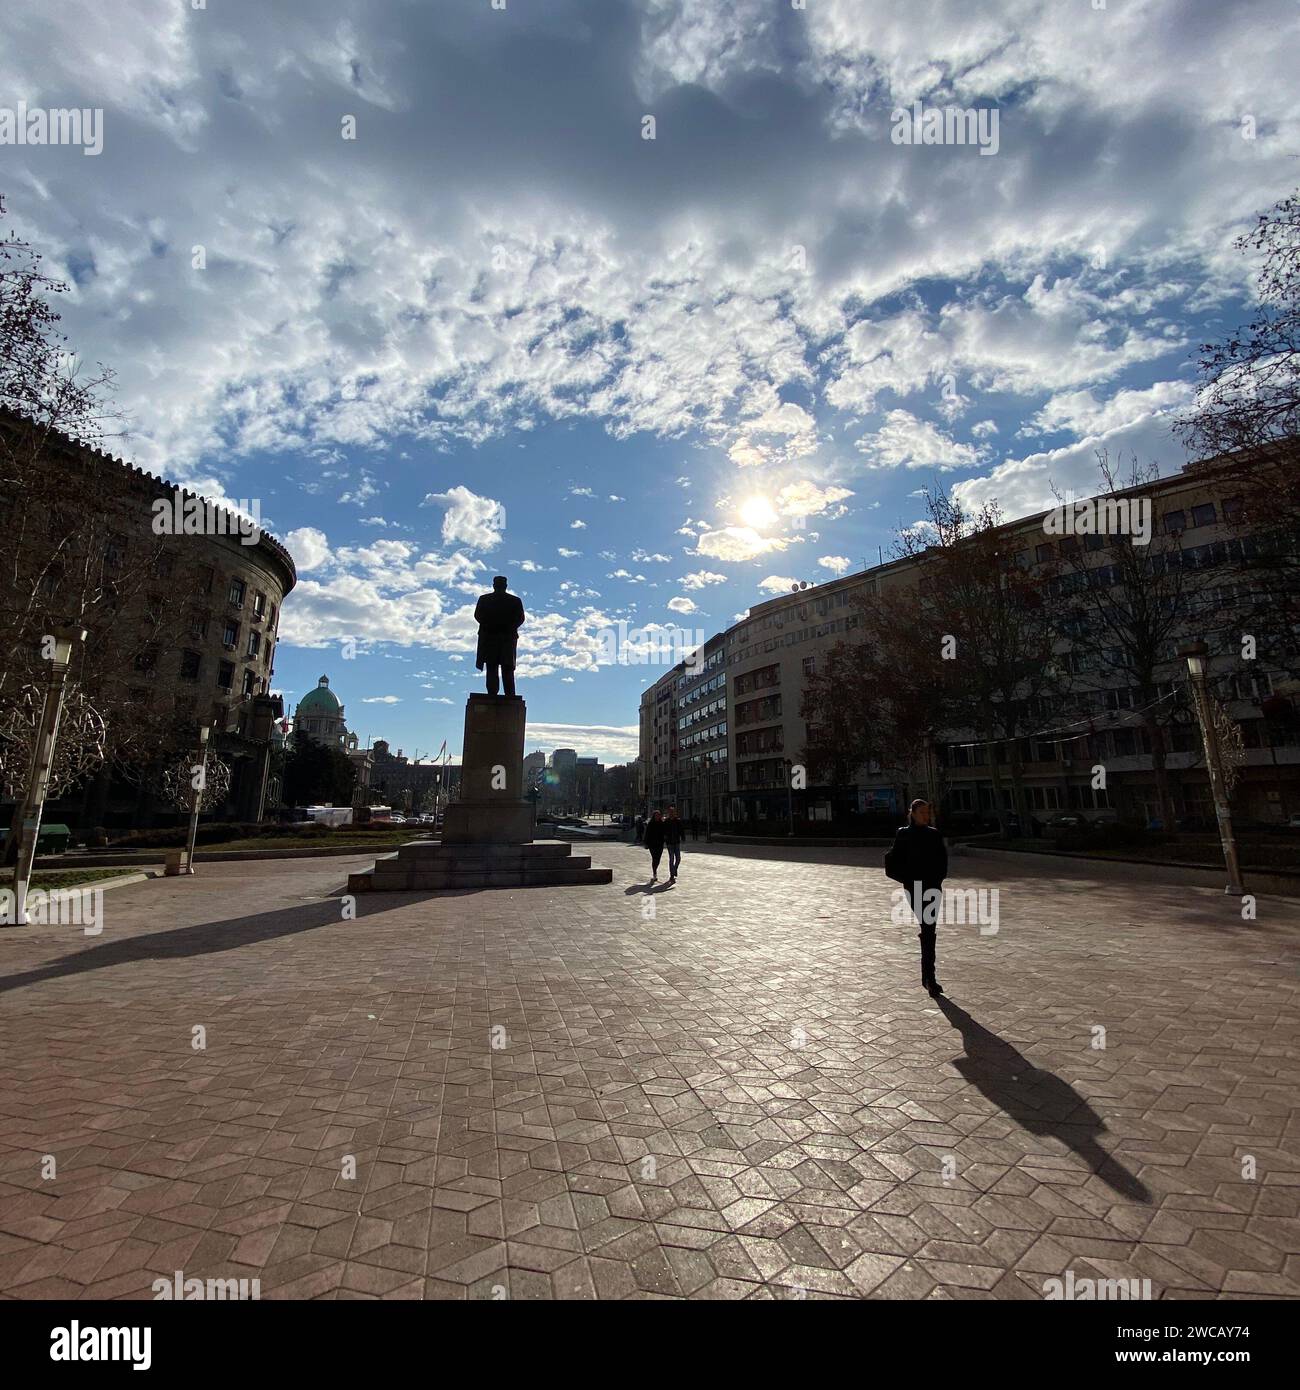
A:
[38,823,72,854]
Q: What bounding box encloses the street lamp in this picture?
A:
[182,724,212,874]
[1178,641,1245,896]
[10,626,86,926]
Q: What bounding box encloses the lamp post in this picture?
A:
[11,626,86,926]
[182,725,211,874]
[1178,641,1245,896]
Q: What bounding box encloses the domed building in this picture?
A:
[293,675,348,748]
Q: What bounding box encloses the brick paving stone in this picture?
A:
[1,845,1298,1299]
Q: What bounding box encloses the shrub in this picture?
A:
[1053,822,1168,853]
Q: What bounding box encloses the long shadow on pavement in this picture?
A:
[0,897,374,997]
[938,996,1151,1204]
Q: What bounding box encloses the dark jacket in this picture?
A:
[644,818,666,851]
[664,817,683,846]
[474,590,525,671]
[889,823,948,886]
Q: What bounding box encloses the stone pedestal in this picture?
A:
[351,692,612,891]
[441,694,532,845]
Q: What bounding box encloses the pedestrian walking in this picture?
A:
[634,814,645,844]
[644,810,665,880]
[665,805,684,881]
[885,798,949,996]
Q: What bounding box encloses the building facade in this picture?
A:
[2,409,296,830]
[637,450,1300,829]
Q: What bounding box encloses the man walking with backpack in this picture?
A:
[886,799,949,996]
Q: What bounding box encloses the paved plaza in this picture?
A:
[1,842,1298,1300]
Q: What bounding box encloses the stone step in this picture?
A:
[349,863,612,892]
[394,839,574,862]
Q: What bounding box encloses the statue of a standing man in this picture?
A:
[473,576,525,696]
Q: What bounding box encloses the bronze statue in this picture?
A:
[473,576,525,696]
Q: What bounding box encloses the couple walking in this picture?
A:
[643,806,683,883]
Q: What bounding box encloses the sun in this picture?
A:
[739,495,778,530]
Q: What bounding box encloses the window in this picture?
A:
[1222,495,1244,524]
[133,647,157,673]
[217,661,234,692]
[246,631,261,659]
[1035,543,1054,563]
[228,577,246,606]
[223,619,239,648]
[1084,533,1105,552]
[105,533,128,568]
[1162,510,1185,534]
[198,565,214,593]
[802,656,816,677]
[252,591,266,618]
[189,611,209,641]
[268,604,277,629]
[180,650,202,682]
[1191,502,1216,528]
[242,669,257,696]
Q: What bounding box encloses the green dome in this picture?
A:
[297,675,341,715]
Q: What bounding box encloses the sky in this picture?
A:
[3,0,1298,764]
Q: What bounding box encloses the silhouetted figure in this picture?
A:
[474,576,525,696]
[888,797,948,995]
[664,805,683,880]
[644,810,665,881]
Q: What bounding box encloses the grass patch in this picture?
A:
[194,831,429,854]
[25,868,142,890]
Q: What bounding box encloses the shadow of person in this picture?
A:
[0,898,354,997]
[622,882,672,895]
[937,997,1150,1204]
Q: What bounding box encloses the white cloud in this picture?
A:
[362,695,402,704]
[666,596,698,614]
[856,410,981,471]
[694,526,790,562]
[680,569,727,589]
[423,486,506,551]
[758,575,800,594]
[818,555,851,575]
[284,526,331,572]
[1027,381,1194,438]
[777,480,854,519]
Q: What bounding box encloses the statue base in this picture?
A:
[349,692,612,891]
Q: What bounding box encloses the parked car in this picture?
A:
[1046,814,1085,831]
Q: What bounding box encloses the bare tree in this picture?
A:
[1176,189,1300,681]
[0,198,193,860]
[895,490,1060,834]
[1048,452,1205,830]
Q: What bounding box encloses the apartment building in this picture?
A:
[637,447,1299,828]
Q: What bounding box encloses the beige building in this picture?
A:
[638,448,1299,830]
[2,407,296,829]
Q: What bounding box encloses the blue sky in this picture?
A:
[3,0,1298,763]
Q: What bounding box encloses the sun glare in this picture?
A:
[739,495,778,530]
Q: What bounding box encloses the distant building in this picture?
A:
[550,748,577,776]
[523,749,546,786]
[369,739,461,808]
[292,675,347,748]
